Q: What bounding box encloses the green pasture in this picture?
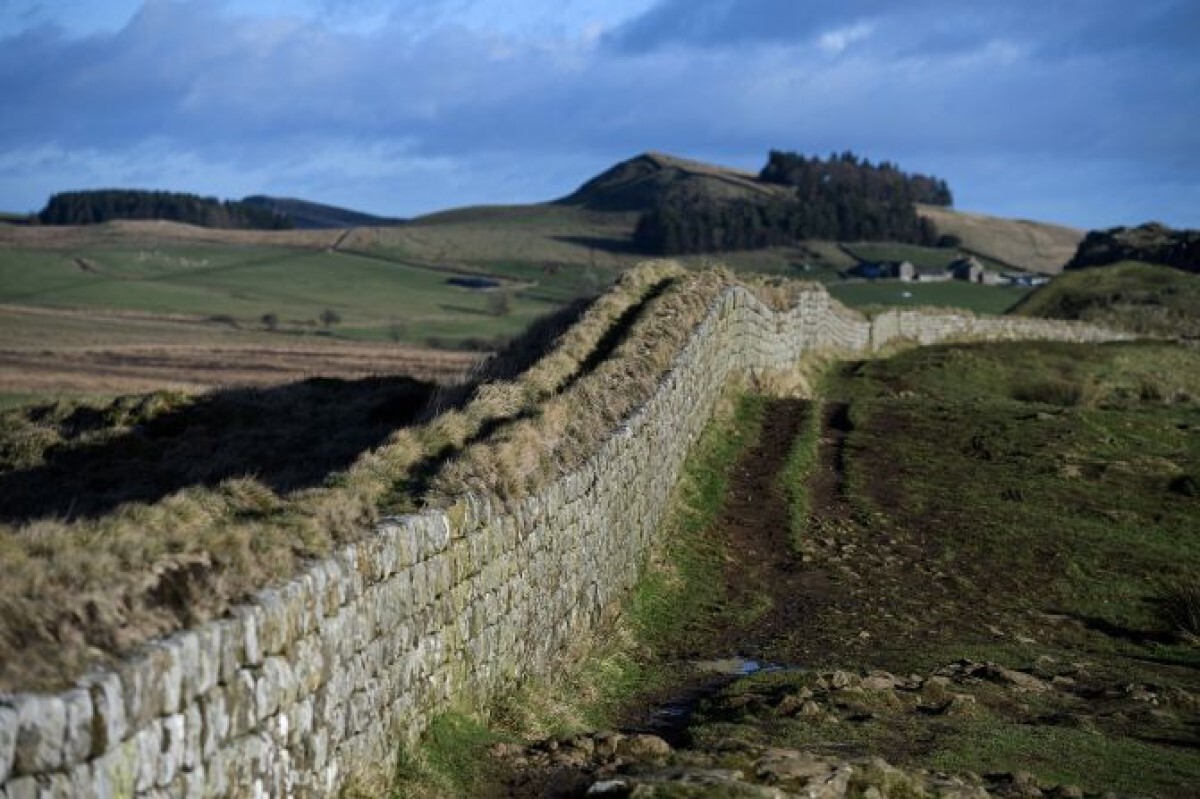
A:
[0,245,561,348]
[829,278,1030,314]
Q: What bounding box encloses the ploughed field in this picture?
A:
[475,341,1200,799]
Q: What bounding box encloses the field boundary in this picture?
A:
[0,273,1129,797]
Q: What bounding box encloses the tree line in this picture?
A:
[633,150,951,255]
[37,190,293,229]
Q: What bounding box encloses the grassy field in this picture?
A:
[677,342,1200,797]
[829,278,1031,314]
[841,241,971,271]
[0,244,559,345]
[468,339,1200,798]
[1012,260,1200,338]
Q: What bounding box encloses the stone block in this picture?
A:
[282,575,317,640]
[199,687,229,760]
[256,589,290,657]
[193,622,221,698]
[183,703,202,772]
[80,670,126,759]
[114,653,163,732]
[3,776,37,799]
[226,669,258,739]
[132,724,161,793]
[157,713,185,787]
[61,688,93,764]
[0,704,16,783]
[166,632,201,707]
[231,605,264,667]
[255,658,296,722]
[336,545,364,603]
[11,693,66,776]
[291,635,326,696]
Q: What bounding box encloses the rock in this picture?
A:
[860,672,899,692]
[588,778,630,795]
[827,670,858,690]
[982,664,1050,693]
[616,734,671,760]
[594,732,623,759]
[0,704,16,782]
[11,694,67,775]
[755,749,837,781]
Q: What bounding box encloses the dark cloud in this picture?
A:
[0,0,1196,227]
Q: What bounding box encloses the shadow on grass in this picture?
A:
[551,234,640,255]
[0,295,606,524]
[0,375,437,523]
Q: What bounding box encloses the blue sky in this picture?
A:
[1,0,1197,228]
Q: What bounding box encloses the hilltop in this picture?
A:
[555,151,793,212]
[1066,222,1200,273]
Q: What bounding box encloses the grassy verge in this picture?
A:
[780,397,824,553]
[375,388,768,796]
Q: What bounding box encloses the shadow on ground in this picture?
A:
[0,375,437,523]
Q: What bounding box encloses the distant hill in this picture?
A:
[38,189,292,230]
[916,204,1083,275]
[556,151,793,213]
[241,196,404,230]
[577,151,949,255]
[1065,222,1200,273]
[1011,261,1200,339]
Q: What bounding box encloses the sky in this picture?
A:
[1,0,1197,229]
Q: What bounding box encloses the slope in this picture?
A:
[918,203,1083,275]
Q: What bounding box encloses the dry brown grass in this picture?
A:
[4,261,768,691]
[916,204,1083,275]
[0,219,342,250]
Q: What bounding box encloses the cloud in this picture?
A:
[0,0,1195,227]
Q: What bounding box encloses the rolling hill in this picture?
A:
[917,202,1083,275]
[241,195,405,229]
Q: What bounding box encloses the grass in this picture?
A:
[378,387,770,796]
[0,263,792,692]
[1011,260,1200,338]
[0,244,561,349]
[778,340,1200,793]
[780,398,824,553]
[642,339,1200,798]
[828,278,1031,314]
[384,712,505,799]
[841,241,1003,272]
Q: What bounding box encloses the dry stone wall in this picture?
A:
[0,287,1128,798]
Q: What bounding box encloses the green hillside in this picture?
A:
[0,244,559,348]
[1012,261,1200,338]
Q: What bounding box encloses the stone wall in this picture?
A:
[0,287,1128,798]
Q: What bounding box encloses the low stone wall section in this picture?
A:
[0,287,1128,798]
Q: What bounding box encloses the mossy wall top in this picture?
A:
[0,276,1127,798]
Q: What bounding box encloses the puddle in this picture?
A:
[692,657,784,677]
[637,657,801,745]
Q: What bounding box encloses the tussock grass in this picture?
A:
[0,261,809,691]
[1158,578,1200,643]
